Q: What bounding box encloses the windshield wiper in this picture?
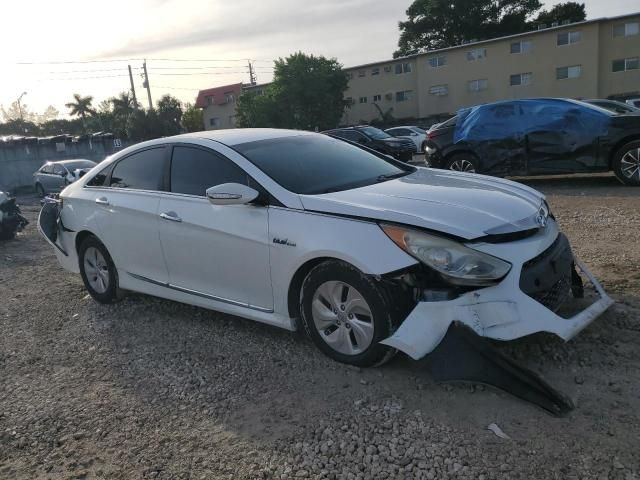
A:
[377,172,409,182]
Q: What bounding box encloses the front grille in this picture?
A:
[519,233,574,312]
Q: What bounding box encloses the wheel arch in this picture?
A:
[608,135,640,168]
[75,229,100,254]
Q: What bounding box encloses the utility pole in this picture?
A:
[247,60,257,86]
[128,65,138,108]
[17,91,27,121]
[142,60,153,109]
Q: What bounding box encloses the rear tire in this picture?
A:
[445,153,478,173]
[300,260,396,367]
[35,183,45,197]
[78,236,122,304]
[613,140,640,186]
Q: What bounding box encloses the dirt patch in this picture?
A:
[1,174,639,479]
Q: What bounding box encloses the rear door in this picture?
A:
[157,145,273,311]
[51,164,67,192]
[91,146,169,284]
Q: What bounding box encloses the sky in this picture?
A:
[0,0,637,119]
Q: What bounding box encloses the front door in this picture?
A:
[158,145,273,311]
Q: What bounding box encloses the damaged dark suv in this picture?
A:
[424,98,640,186]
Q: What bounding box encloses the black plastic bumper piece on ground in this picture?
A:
[423,322,574,416]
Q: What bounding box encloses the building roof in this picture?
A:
[343,11,640,71]
[195,83,243,108]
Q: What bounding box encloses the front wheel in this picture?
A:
[613,141,640,186]
[300,260,396,367]
[445,153,478,173]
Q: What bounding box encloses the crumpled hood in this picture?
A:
[299,168,546,240]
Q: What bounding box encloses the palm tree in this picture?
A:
[65,94,95,121]
[111,91,137,119]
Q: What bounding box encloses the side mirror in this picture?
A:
[206,183,259,205]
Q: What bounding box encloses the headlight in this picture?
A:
[381,224,511,286]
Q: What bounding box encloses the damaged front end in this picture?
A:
[379,220,613,414]
[0,192,29,240]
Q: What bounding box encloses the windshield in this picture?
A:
[360,126,392,140]
[64,160,97,170]
[234,135,410,195]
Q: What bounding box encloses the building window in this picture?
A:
[383,66,392,73]
[373,94,382,102]
[346,73,353,80]
[396,90,413,102]
[613,22,640,37]
[359,96,368,104]
[358,70,366,78]
[468,79,488,92]
[612,57,640,72]
[556,65,582,79]
[394,62,412,74]
[510,40,532,54]
[466,48,487,61]
[557,30,581,45]
[224,92,235,103]
[510,72,532,86]
[206,96,214,105]
[371,67,380,76]
[428,56,447,68]
[209,118,220,127]
[428,85,448,96]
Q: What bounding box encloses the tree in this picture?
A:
[532,2,586,28]
[237,52,350,130]
[37,105,60,124]
[156,94,183,136]
[182,103,204,132]
[65,94,96,122]
[394,0,585,56]
[111,91,138,119]
[1,101,37,123]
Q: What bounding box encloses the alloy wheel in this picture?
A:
[449,159,476,173]
[311,281,374,355]
[83,246,110,294]
[620,148,640,181]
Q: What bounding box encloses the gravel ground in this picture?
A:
[1,173,639,479]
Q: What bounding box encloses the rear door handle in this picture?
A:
[160,211,182,223]
[95,197,109,205]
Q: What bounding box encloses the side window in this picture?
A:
[110,148,166,190]
[53,164,66,176]
[41,164,53,174]
[86,165,110,187]
[170,146,248,196]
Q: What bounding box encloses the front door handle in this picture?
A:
[160,211,182,223]
[95,197,109,205]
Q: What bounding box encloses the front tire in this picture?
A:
[445,153,478,173]
[78,236,122,304]
[613,140,640,186]
[300,260,396,367]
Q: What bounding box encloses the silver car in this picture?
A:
[33,159,97,196]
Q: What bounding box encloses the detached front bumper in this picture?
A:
[381,224,614,360]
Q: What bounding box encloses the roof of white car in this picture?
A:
[178,128,316,146]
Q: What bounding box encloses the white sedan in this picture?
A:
[385,126,427,153]
[39,129,613,367]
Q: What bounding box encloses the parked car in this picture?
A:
[324,126,416,161]
[424,98,640,185]
[33,159,97,196]
[385,126,427,153]
[39,129,612,368]
[626,98,640,109]
[584,99,639,114]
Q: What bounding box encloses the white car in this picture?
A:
[626,98,640,109]
[385,126,427,153]
[39,129,613,367]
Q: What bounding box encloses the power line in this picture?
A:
[148,65,273,70]
[14,58,274,65]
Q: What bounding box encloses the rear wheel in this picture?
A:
[300,260,396,367]
[613,141,640,186]
[445,153,478,173]
[78,236,122,304]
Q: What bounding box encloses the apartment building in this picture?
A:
[196,12,640,129]
[343,12,640,124]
